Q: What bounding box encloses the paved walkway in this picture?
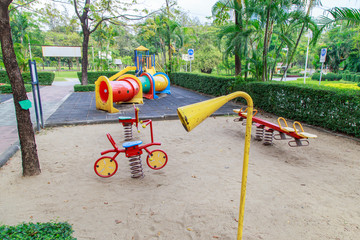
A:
[0,79,240,167]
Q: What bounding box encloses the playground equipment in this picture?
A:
[95,46,171,113]
[118,105,141,141]
[233,107,317,147]
[118,105,155,142]
[95,109,167,178]
[177,91,254,240]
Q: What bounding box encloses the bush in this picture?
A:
[77,70,136,84]
[0,71,55,85]
[324,72,337,81]
[0,84,32,93]
[346,74,352,82]
[169,72,234,96]
[356,75,360,83]
[335,73,343,80]
[74,84,95,92]
[311,72,320,80]
[0,221,75,239]
[171,72,360,138]
[235,82,360,138]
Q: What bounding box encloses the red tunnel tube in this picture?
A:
[99,77,140,103]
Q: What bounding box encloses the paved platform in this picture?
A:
[0,82,241,167]
[46,86,239,126]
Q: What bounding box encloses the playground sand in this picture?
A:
[0,115,359,239]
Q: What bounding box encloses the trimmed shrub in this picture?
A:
[346,74,352,82]
[0,71,55,85]
[311,72,320,80]
[77,71,136,84]
[356,75,360,83]
[335,73,343,80]
[0,222,75,239]
[235,82,360,138]
[324,72,337,81]
[0,84,32,93]
[169,72,234,96]
[74,84,95,92]
[171,72,360,138]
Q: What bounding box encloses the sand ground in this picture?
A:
[0,112,359,240]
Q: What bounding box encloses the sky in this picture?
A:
[140,0,360,23]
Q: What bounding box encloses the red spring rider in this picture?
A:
[118,105,141,141]
[94,118,167,178]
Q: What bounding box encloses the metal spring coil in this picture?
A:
[255,127,264,141]
[263,130,274,145]
[123,123,133,141]
[129,154,144,178]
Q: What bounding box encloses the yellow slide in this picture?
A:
[109,66,137,81]
[146,67,156,75]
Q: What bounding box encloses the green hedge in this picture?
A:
[77,71,136,84]
[0,71,55,85]
[74,84,95,92]
[0,84,32,93]
[169,72,234,96]
[311,72,342,81]
[171,72,359,138]
[235,82,360,138]
[0,222,75,239]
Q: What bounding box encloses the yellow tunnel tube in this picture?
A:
[177,91,253,240]
[153,75,168,92]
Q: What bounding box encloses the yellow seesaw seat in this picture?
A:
[277,117,295,133]
[233,107,258,117]
[293,121,318,139]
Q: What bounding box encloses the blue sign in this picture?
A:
[320,48,327,63]
[188,49,194,56]
[321,48,327,56]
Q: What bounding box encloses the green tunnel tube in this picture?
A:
[138,75,151,93]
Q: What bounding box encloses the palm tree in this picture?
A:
[324,7,360,25]
[280,0,320,81]
[213,0,255,76]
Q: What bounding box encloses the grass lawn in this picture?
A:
[282,78,360,91]
[54,71,79,81]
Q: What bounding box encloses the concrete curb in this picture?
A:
[0,141,20,168]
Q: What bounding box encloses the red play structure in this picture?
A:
[95,105,167,178]
[234,108,317,147]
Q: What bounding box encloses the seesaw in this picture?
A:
[233,107,317,147]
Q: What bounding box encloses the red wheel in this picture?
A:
[94,156,118,178]
[146,150,168,170]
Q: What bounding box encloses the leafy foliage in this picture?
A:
[193,45,221,74]
[74,84,95,92]
[0,222,75,239]
[0,71,55,85]
[237,82,360,137]
[76,71,135,84]
[173,72,359,137]
[0,84,32,93]
[170,72,234,96]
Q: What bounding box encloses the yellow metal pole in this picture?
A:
[177,91,253,239]
[237,94,253,240]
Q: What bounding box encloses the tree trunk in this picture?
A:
[0,0,41,176]
[280,0,314,81]
[280,22,306,81]
[81,28,90,85]
[234,4,242,76]
[262,0,273,81]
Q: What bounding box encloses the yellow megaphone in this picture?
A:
[177,91,253,240]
